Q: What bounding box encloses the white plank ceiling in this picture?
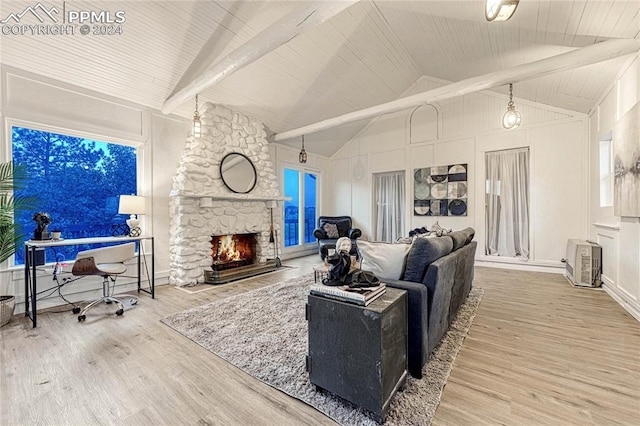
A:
[1,0,639,156]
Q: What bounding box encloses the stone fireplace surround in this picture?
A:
[169,103,283,286]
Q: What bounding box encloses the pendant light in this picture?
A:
[485,0,519,22]
[192,94,202,138]
[502,83,521,130]
[298,135,307,164]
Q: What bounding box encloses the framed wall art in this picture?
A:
[614,101,640,217]
[414,163,468,216]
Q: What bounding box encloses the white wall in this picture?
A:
[331,76,589,271]
[0,65,189,312]
[589,54,640,322]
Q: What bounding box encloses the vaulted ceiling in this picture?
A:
[1,1,639,156]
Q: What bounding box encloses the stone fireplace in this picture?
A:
[169,103,283,286]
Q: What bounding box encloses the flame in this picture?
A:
[216,235,240,261]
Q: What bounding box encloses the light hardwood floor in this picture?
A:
[1,258,639,425]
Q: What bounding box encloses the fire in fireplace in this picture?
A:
[211,233,257,271]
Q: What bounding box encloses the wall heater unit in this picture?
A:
[565,239,602,288]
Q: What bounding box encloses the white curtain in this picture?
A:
[374,171,405,242]
[485,148,530,258]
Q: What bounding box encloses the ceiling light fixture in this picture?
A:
[298,135,307,164]
[485,0,519,22]
[502,83,521,130]
[193,94,201,138]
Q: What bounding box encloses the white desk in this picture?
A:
[24,236,154,328]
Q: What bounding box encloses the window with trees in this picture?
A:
[11,126,138,265]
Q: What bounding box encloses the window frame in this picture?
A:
[280,162,322,254]
[4,118,147,268]
[599,132,613,208]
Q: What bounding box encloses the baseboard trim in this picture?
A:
[475,259,564,274]
[602,282,640,323]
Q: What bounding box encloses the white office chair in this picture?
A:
[72,243,138,322]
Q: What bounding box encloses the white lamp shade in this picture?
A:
[119,195,146,215]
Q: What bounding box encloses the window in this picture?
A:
[283,167,317,247]
[599,134,613,207]
[11,126,138,264]
[373,171,405,242]
[485,147,530,258]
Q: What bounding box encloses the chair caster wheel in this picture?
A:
[116,309,124,316]
[78,315,86,322]
[106,300,113,304]
[72,307,81,314]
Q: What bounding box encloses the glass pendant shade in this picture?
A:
[502,83,521,130]
[502,106,521,129]
[486,0,519,22]
[193,94,201,138]
[192,115,201,138]
[299,135,307,163]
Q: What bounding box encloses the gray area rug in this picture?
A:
[162,275,483,425]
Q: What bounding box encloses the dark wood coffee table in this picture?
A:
[306,287,408,422]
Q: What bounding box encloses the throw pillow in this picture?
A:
[323,223,339,238]
[403,236,454,282]
[357,240,411,281]
[447,231,467,251]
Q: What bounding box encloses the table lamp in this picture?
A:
[118,195,146,236]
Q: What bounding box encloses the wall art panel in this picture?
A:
[414,163,468,216]
[614,101,640,217]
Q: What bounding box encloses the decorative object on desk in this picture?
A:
[161,276,483,425]
[118,194,145,237]
[32,211,52,240]
[111,223,130,237]
[51,230,62,240]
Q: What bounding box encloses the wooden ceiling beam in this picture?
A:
[273,38,640,142]
[161,0,359,115]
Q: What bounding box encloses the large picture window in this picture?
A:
[11,126,138,264]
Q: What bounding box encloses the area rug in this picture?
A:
[161,275,483,425]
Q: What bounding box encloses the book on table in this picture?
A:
[309,283,386,306]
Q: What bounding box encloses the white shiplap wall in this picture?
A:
[331,74,587,271]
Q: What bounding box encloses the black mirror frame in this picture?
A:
[219,152,258,194]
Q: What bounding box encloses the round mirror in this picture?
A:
[220,153,257,194]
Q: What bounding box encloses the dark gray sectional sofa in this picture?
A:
[384,227,476,378]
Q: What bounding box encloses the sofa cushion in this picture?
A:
[403,236,454,282]
[357,240,411,281]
